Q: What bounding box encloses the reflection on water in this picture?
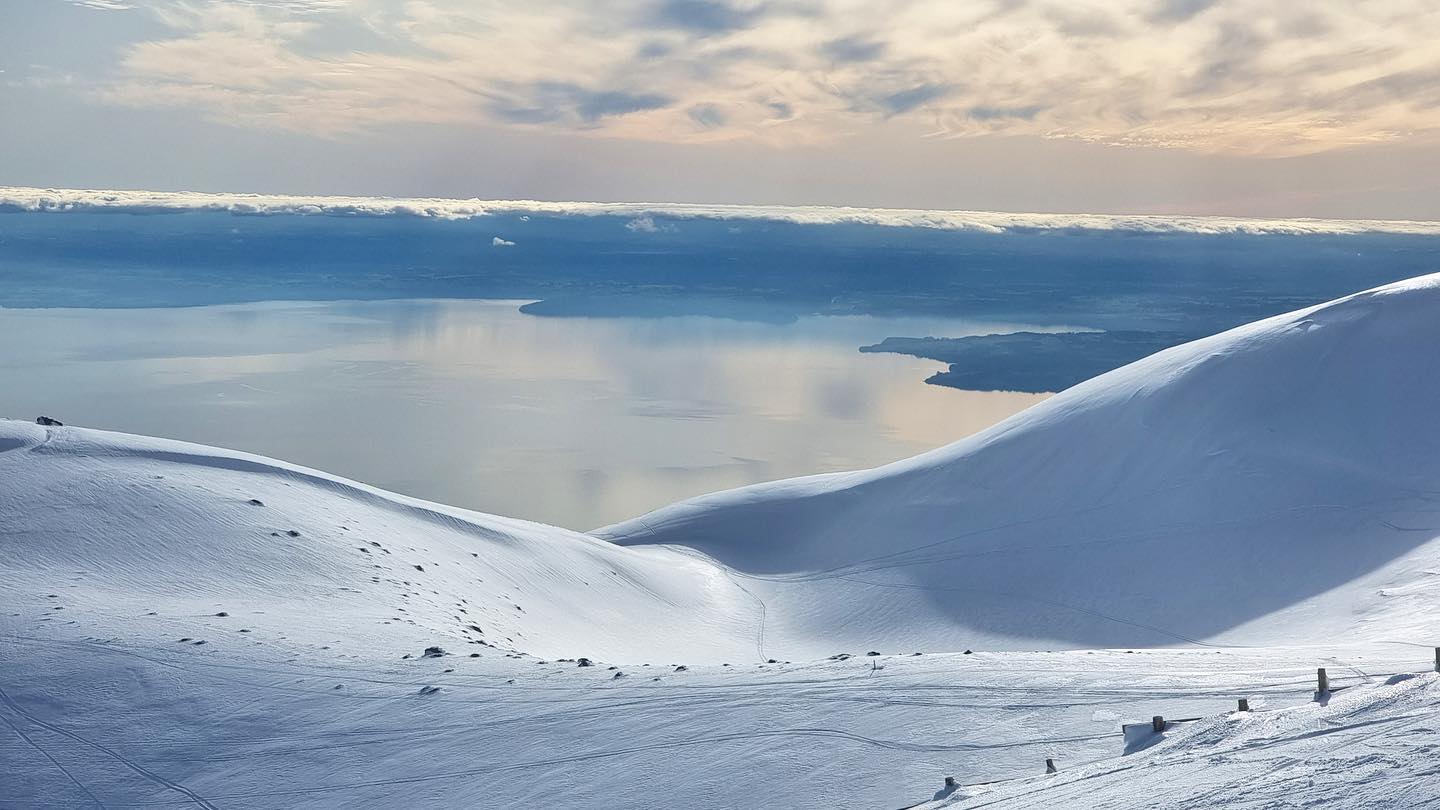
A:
[0,300,1050,529]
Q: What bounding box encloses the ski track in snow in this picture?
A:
[0,683,218,809]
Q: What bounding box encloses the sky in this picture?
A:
[3,0,1440,219]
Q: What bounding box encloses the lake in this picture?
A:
[0,300,1050,529]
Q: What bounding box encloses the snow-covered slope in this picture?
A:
[6,274,1440,808]
[0,420,762,664]
[915,668,1440,809]
[601,273,1440,650]
[7,273,1440,663]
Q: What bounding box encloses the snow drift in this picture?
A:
[601,273,1440,650]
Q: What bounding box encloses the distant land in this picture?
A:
[6,188,1440,395]
[861,331,1195,393]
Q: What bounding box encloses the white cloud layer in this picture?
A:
[38,0,1439,156]
[6,185,1440,235]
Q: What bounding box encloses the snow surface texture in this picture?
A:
[602,273,1440,651]
[916,669,1440,809]
[5,274,1440,807]
[0,421,761,664]
[6,184,1440,234]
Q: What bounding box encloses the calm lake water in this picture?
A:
[0,300,1050,529]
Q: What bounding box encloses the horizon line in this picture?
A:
[5,185,1440,237]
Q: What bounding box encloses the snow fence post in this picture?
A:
[1151,716,1165,733]
[1237,698,1249,712]
[1316,668,1328,694]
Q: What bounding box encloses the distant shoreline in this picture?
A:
[861,331,1196,393]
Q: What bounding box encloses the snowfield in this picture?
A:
[600,273,1440,651]
[4,274,1440,807]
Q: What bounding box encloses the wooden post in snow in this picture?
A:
[1433,647,1439,672]
[1151,715,1165,733]
[1316,667,1329,694]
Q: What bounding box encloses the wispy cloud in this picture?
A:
[642,0,764,34]
[51,0,1440,155]
[687,102,727,128]
[874,83,953,117]
[819,36,886,63]
[490,82,673,126]
[64,0,138,10]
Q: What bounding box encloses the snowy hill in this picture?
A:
[0,419,767,664]
[5,274,1440,807]
[601,273,1440,650]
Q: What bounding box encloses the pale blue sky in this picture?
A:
[3,0,1439,218]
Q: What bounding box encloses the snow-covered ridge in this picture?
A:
[5,184,1440,235]
[0,418,767,663]
[602,273,1440,648]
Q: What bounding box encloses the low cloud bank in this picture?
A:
[4,186,1440,236]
